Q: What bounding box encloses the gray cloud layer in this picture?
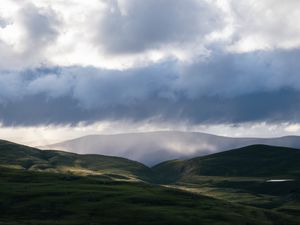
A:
[0,49,300,126]
[1,0,300,127]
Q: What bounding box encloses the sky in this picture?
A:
[1,0,300,146]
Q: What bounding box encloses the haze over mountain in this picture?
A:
[42,131,300,166]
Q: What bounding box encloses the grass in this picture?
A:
[153,145,300,182]
[1,141,300,224]
[1,167,300,225]
[166,175,300,220]
[0,139,154,182]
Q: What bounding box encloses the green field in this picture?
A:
[0,141,300,225]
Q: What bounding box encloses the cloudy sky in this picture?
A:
[1,0,300,145]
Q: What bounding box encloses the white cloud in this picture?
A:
[0,0,60,69]
[285,124,300,133]
[0,0,224,69]
[1,0,300,69]
[228,0,300,52]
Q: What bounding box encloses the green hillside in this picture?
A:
[0,140,153,181]
[1,141,300,224]
[2,141,300,183]
[153,145,300,182]
[153,145,300,220]
[1,166,300,225]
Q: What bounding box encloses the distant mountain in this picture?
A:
[153,145,300,182]
[41,131,300,165]
[0,139,153,181]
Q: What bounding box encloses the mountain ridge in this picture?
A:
[40,131,300,165]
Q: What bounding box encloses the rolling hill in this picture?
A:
[41,131,300,165]
[0,139,153,181]
[1,140,300,225]
[3,140,300,183]
[153,145,300,182]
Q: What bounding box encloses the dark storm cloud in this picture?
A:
[0,49,300,126]
[0,89,299,126]
[176,49,300,98]
[95,0,223,54]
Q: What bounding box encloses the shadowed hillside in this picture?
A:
[153,145,300,182]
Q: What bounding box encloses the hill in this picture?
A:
[153,145,300,182]
[2,140,300,182]
[0,139,153,181]
[1,140,300,224]
[41,131,300,165]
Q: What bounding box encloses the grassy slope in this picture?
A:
[153,145,300,220]
[1,141,300,224]
[153,145,300,182]
[0,140,153,181]
[1,167,299,225]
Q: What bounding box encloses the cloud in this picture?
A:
[1,0,300,69]
[0,0,300,131]
[228,0,300,52]
[19,3,60,54]
[0,1,60,69]
[94,0,224,55]
[0,49,300,126]
[0,17,8,28]
[176,49,300,98]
